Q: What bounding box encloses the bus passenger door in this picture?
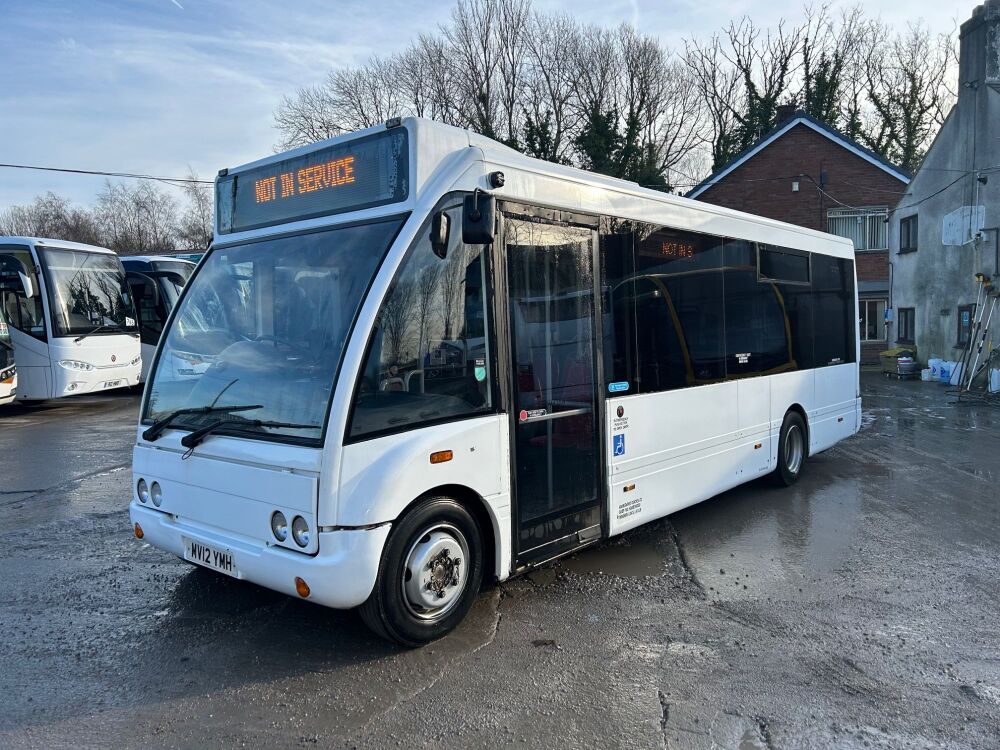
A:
[502,214,603,567]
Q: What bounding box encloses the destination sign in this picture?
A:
[216,128,408,234]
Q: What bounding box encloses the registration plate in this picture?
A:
[184,538,237,577]
[102,379,122,389]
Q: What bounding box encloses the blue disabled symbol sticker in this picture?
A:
[613,433,626,457]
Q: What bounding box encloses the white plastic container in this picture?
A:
[921,368,932,381]
[939,361,952,383]
[929,358,942,378]
[990,369,1000,394]
[950,362,964,386]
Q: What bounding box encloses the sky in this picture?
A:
[0,0,965,211]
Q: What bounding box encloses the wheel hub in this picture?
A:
[402,527,469,618]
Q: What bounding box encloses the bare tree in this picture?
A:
[0,192,103,245]
[176,169,213,250]
[273,84,342,150]
[860,21,953,172]
[95,181,178,255]
[684,36,741,170]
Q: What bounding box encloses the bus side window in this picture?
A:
[348,204,494,440]
[0,248,46,340]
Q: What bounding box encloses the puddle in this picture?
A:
[561,536,664,577]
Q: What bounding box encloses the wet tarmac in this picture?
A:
[1,375,998,748]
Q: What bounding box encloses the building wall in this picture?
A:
[889,1,1000,366]
[696,124,906,234]
[697,123,907,362]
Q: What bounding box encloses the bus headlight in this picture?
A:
[137,478,149,503]
[58,360,94,371]
[291,516,310,548]
[150,481,163,507]
[130,355,141,366]
[270,511,288,542]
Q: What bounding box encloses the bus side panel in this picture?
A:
[607,382,759,536]
[810,363,859,454]
[337,414,512,580]
[7,329,51,400]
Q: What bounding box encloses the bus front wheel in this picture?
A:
[359,496,484,647]
[774,411,807,486]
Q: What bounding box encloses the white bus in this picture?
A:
[122,256,196,382]
[0,305,15,405]
[131,118,860,645]
[0,237,142,400]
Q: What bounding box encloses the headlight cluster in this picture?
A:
[58,360,94,371]
[136,478,162,507]
[130,355,141,366]
[270,511,309,548]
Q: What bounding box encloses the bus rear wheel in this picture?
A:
[359,496,483,647]
[774,411,807,486]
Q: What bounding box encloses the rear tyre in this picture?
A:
[359,496,483,647]
[774,411,807,486]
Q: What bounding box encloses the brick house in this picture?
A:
[687,110,911,364]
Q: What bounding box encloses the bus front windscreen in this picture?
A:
[39,248,138,338]
[143,216,404,444]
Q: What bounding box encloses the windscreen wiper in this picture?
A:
[179,417,321,451]
[74,324,122,343]
[142,404,263,442]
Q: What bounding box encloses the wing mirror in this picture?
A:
[430,211,450,259]
[462,190,496,245]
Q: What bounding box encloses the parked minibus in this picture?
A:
[0,238,141,400]
[131,118,860,645]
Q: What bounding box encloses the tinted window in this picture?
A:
[777,282,815,369]
[349,205,493,439]
[724,241,792,377]
[760,245,810,283]
[813,255,856,365]
[636,227,726,386]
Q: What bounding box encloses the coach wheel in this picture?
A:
[359,496,483,647]
[774,411,807,486]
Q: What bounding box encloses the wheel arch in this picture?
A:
[784,402,810,457]
[394,483,500,584]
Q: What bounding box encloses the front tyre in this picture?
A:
[774,411,807,486]
[359,497,483,647]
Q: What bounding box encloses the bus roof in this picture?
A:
[0,236,118,255]
[219,118,856,259]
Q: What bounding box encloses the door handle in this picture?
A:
[519,406,592,424]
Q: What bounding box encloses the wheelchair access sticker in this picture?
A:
[613,434,626,457]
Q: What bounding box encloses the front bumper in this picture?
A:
[131,502,391,609]
[53,364,141,395]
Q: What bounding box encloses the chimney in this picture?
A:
[960,0,1000,92]
[775,104,798,126]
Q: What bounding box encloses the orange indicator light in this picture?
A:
[430,450,454,464]
[134,522,144,539]
[623,483,636,492]
[295,577,311,598]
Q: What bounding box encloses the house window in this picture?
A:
[827,207,889,251]
[957,305,975,347]
[897,307,915,344]
[860,298,887,341]
[899,215,918,253]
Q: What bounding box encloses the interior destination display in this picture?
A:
[216,128,408,234]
